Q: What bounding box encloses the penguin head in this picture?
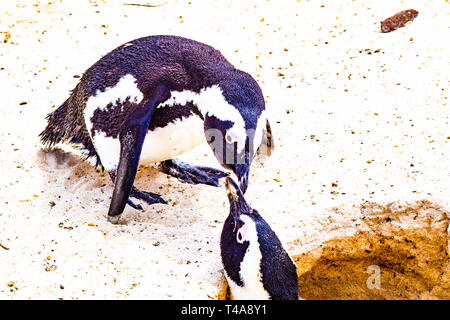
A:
[220,176,260,292]
[203,114,251,193]
[220,177,299,300]
[203,71,273,193]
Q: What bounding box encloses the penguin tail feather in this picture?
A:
[39,100,70,147]
[39,98,103,170]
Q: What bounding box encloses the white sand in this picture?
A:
[0,0,448,299]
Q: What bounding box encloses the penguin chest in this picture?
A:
[225,242,271,300]
[83,74,206,171]
[140,113,205,164]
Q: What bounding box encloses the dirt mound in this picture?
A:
[295,201,449,300]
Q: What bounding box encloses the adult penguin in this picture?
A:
[40,35,274,223]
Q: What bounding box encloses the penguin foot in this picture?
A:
[130,187,167,206]
[108,170,166,210]
[107,190,166,224]
[127,198,144,211]
[107,191,165,225]
[161,159,228,187]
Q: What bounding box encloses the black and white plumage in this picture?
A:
[220,177,299,300]
[39,35,273,223]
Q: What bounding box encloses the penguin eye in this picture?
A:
[225,132,234,144]
[226,130,245,153]
[236,229,244,244]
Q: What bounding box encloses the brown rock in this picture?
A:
[381,9,419,33]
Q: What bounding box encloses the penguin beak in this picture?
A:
[225,177,252,228]
[234,163,250,194]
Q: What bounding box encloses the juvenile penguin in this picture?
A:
[220,177,299,300]
[39,35,274,223]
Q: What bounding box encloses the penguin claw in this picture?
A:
[130,187,167,206]
[161,159,228,187]
[195,166,230,179]
[127,198,144,211]
[108,171,166,211]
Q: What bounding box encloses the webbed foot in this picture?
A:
[109,171,166,211]
[130,187,167,206]
[161,159,228,187]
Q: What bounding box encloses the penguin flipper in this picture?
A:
[161,159,228,187]
[107,87,167,223]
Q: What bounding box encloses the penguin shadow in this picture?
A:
[37,147,109,192]
[37,147,80,170]
[37,147,168,191]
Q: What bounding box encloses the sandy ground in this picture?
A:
[0,0,448,299]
